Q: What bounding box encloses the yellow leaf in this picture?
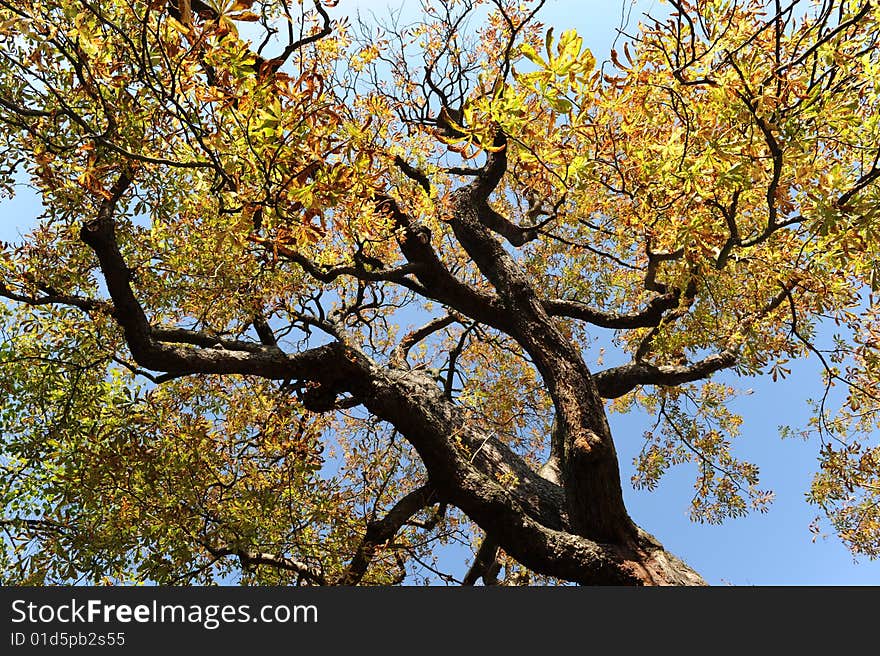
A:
[519,43,545,67]
[166,16,190,34]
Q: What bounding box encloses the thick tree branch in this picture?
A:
[150,327,265,353]
[645,246,684,294]
[444,128,642,543]
[336,484,436,585]
[0,517,67,535]
[375,195,511,331]
[462,536,501,585]
[0,95,53,118]
[537,417,565,486]
[458,132,544,247]
[203,543,326,585]
[470,129,508,200]
[251,312,278,347]
[258,239,425,286]
[393,155,431,194]
[357,368,706,584]
[445,166,481,176]
[478,204,538,247]
[78,173,362,382]
[0,281,271,355]
[593,349,738,399]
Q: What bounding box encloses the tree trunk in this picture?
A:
[355,365,705,585]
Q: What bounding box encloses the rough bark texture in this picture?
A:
[75,145,714,586]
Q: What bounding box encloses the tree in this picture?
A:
[0,0,878,586]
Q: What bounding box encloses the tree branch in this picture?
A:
[251,312,278,347]
[263,0,333,75]
[462,536,501,585]
[203,543,326,585]
[644,246,684,294]
[593,349,738,399]
[167,0,333,77]
[469,128,508,199]
[391,313,459,366]
[375,195,511,331]
[0,517,67,535]
[477,203,539,247]
[150,327,266,353]
[255,238,425,286]
[393,155,431,194]
[336,484,437,585]
[545,291,680,329]
[78,173,362,382]
[537,416,565,485]
[0,282,107,315]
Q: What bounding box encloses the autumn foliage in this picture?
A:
[0,0,879,585]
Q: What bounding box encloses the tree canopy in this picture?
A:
[0,0,879,585]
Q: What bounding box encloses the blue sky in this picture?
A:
[1,0,878,585]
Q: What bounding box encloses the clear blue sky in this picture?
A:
[1,0,878,585]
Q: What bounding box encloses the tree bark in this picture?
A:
[78,155,708,586]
